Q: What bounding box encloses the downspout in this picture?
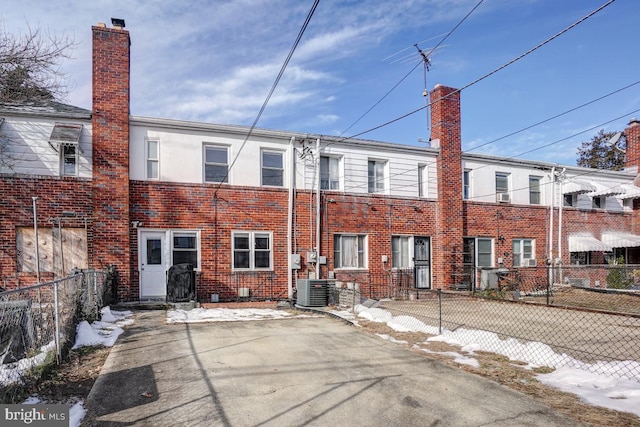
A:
[315,137,321,278]
[549,167,555,264]
[288,136,296,300]
[557,168,566,265]
[32,197,40,284]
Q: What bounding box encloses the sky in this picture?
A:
[4,305,639,422]
[2,0,639,165]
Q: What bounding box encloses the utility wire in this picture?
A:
[340,0,616,142]
[214,0,320,196]
[337,0,485,138]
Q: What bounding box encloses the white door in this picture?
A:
[140,231,167,300]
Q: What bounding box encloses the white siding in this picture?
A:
[0,116,91,177]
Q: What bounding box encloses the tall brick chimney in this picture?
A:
[431,84,463,289]
[626,118,640,172]
[91,22,131,300]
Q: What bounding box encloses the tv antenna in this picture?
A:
[415,43,432,143]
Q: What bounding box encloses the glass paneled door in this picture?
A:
[414,236,431,289]
[140,231,167,300]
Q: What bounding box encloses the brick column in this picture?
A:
[625,118,640,234]
[91,23,131,300]
[431,85,463,289]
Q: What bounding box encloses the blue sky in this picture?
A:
[2,0,639,165]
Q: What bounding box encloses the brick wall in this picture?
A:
[92,25,131,300]
[0,175,92,288]
[431,84,463,289]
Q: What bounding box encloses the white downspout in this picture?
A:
[548,167,555,264]
[315,137,321,278]
[287,136,296,299]
[557,168,566,265]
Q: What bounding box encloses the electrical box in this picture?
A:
[381,255,388,263]
[306,251,318,263]
[318,255,327,265]
[290,253,301,269]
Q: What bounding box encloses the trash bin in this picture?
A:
[167,263,195,302]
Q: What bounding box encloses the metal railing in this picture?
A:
[0,270,110,402]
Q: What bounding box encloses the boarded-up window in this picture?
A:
[16,227,87,275]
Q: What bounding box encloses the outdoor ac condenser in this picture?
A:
[296,279,328,307]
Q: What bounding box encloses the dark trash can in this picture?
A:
[167,263,196,302]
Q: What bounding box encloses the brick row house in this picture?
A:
[2,22,640,302]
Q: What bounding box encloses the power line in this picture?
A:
[338,0,616,143]
[336,0,485,139]
[214,0,320,196]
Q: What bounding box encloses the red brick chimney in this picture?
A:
[431,84,463,289]
[626,117,640,172]
[91,22,131,300]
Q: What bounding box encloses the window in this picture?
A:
[204,145,228,183]
[368,160,385,193]
[495,172,509,198]
[146,139,159,179]
[513,239,534,267]
[392,236,412,268]
[61,145,77,176]
[172,232,199,268]
[477,238,493,267]
[463,169,471,200]
[529,176,541,205]
[418,165,427,198]
[232,231,272,270]
[570,252,589,265]
[334,234,366,269]
[320,156,340,190]
[592,196,604,209]
[262,150,284,186]
[564,194,576,207]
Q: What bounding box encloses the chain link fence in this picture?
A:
[0,270,111,402]
[328,265,640,382]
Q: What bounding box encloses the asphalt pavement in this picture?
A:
[83,310,582,426]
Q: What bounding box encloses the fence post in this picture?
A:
[53,281,61,364]
[437,288,442,335]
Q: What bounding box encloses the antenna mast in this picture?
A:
[415,44,432,143]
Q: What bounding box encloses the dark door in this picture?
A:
[414,236,431,289]
[463,238,476,290]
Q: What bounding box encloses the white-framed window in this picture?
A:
[495,172,509,200]
[320,156,340,190]
[477,238,493,267]
[262,150,284,187]
[171,231,200,269]
[592,196,604,209]
[418,165,427,198]
[204,145,229,183]
[513,238,535,267]
[570,251,590,265]
[564,193,576,207]
[463,169,471,200]
[529,176,541,205]
[61,145,78,176]
[146,139,159,179]
[368,160,386,193]
[232,231,273,270]
[392,235,412,268]
[334,234,367,269]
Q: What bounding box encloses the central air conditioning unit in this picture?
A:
[296,279,328,307]
[526,258,537,267]
[497,193,511,203]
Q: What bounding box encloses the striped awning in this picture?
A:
[562,180,596,195]
[618,184,640,200]
[588,182,626,197]
[568,234,612,252]
[601,232,640,248]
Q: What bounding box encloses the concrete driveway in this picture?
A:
[84,310,579,426]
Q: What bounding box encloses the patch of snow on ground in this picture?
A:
[0,341,56,386]
[72,307,133,350]
[166,307,294,323]
[23,396,86,427]
[420,347,480,368]
[353,304,640,417]
[375,333,408,345]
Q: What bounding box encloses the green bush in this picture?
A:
[606,256,634,289]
